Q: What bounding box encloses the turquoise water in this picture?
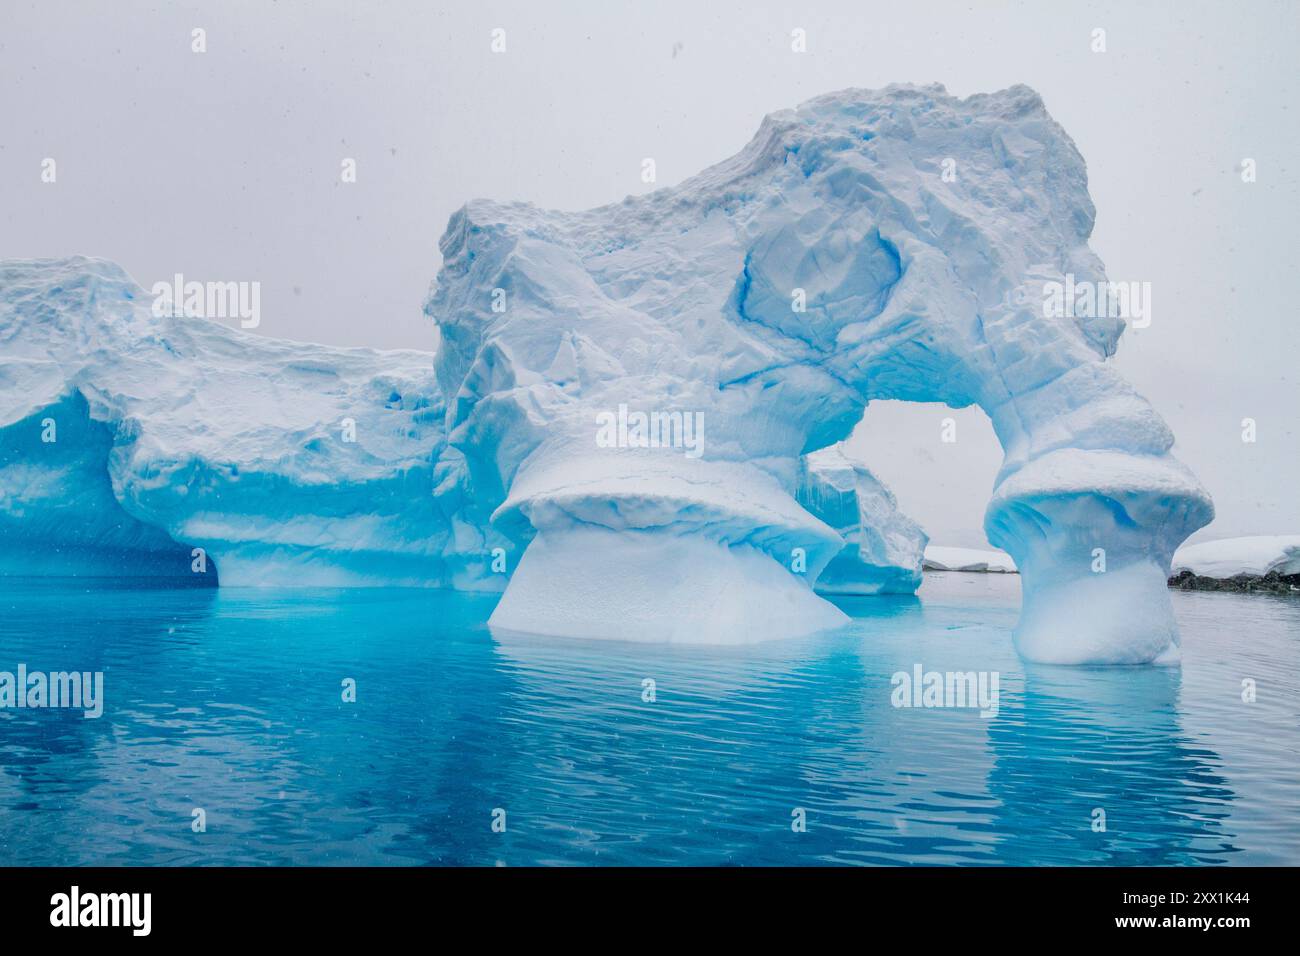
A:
[0,573,1296,866]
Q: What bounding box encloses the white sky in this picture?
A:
[2,0,1295,545]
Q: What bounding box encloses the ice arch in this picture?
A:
[427,84,1212,664]
[841,399,1002,556]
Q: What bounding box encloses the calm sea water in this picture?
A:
[0,573,1295,866]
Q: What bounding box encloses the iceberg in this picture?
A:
[1,83,1214,664]
[798,446,927,594]
[426,83,1212,662]
[0,257,475,588]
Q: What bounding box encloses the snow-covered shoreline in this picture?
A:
[1169,535,1300,592]
[923,546,1018,574]
[921,536,1300,595]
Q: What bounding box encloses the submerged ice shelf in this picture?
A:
[0,84,1214,664]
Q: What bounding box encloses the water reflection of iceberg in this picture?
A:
[488,625,882,865]
[985,663,1238,865]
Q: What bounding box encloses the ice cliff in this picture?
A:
[425,82,1212,662]
[1,83,1213,664]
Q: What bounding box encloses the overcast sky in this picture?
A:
[2,0,1295,545]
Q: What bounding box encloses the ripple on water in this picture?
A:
[0,573,1295,865]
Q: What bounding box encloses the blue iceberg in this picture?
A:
[0,84,1213,664]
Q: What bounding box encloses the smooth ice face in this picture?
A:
[491,524,848,643]
[427,83,1212,660]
